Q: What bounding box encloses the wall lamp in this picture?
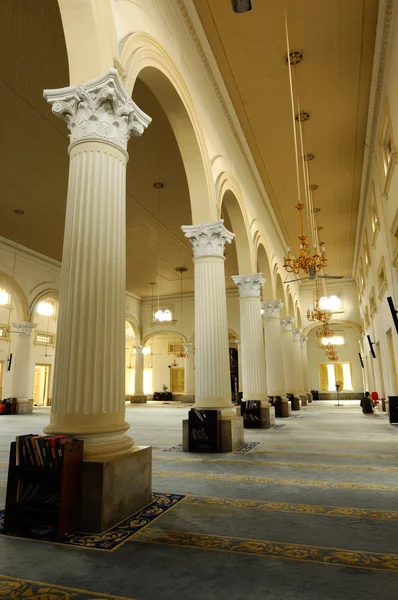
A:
[367,335,376,359]
[387,296,398,335]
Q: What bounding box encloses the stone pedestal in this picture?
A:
[182,415,244,452]
[181,220,244,449]
[281,318,300,409]
[132,346,147,404]
[262,301,290,418]
[11,322,37,414]
[79,446,152,532]
[43,69,152,531]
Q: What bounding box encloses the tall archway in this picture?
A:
[275,268,287,317]
[122,34,215,225]
[257,243,273,301]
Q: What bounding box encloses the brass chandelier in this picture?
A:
[316,322,334,340]
[307,294,332,324]
[324,343,338,361]
[283,203,327,275]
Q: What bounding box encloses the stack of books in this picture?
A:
[15,435,73,468]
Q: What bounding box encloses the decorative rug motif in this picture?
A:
[0,493,185,552]
[290,414,301,418]
[184,495,398,522]
[0,575,134,599]
[273,424,287,429]
[163,444,186,452]
[153,470,398,492]
[133,527,398,572]
[0,575,132,600]
[163,442,260,454]
[233,442,260,454]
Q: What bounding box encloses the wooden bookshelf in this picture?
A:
[4,439,83,541]
[241,400,262,428]
[188,409,221,452]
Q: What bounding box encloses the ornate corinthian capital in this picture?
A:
[43,69,151,153]
[134,345,145,355]
[300,336,308,347]
[280,317,295,332]
[261,300,284,319]
[183,343,195,354]
[181,220,234,259]
[232,273,265,298]
[12,322,37,336]
[292,327,302,342]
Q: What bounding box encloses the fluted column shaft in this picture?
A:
[232,275,268,404]
[280,318,298,394]
[292,328,305,393]
[300,337,310,393]
[182,220,234,411]
[134,346,145,396]
[183,343,195,395]
[262,302,287,396]
[43,70,151,459]
[11,322,37,399]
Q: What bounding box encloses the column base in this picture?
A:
[16,399,33,414]
[287,394,301,411]
[129,395,147,404]
[78,445,152,533]
[260,405,275,428]
[181,394,195,404]
[299,394,308,407]
[273,396,292,419]
[307,393,313,403]
[182,415,244,452]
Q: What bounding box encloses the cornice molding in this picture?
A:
[174,0,288,253]
[0,237,61,272]
[353,0,396,277]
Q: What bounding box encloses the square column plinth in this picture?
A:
[79,446,152,533]
[261,405,276,428]
[129,395,147,404]
[182,416,244,452]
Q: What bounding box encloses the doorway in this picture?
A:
[170,367,184,393]
[33,364,51,406]
[229,347,239,403]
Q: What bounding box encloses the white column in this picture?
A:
[181,220,235,414]
[183,343,195,398]
[236,340,243,394]
[43,70,151,460]
[232,274,269,405]
[293,328,307,406]
[11,322,37,402]
[280,317,300,405]
[300,336,312,401]
[262,301,288,397]
[132,345,146,402]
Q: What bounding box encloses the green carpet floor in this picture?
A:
[1,401,398,599]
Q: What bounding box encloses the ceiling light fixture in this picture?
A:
[231,0,252,13]
[304,153,314,161]
[295,111,310,122]
[284,50,304,66]
[14,209,24,215]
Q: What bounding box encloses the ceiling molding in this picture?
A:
[0,236,61,272]
[174,0,288,254]
[353,0,396,278]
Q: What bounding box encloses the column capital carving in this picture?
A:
[183,343,195,354]
[292,327,302,342]
[300,336,308,347]
[134,345,145,355]
[280,317,295,332]
[262,300,284,319]
[44,69,151,153]
[181,220,234,259]
[12,322,37,336]
[232,273,265,298]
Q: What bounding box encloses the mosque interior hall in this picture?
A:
[0,0,398,598]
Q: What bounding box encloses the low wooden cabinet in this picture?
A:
[188,409,221,452]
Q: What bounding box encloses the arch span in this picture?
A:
[0,272,29,321]
[30,289,60,321]
[255,236,274,300]
[274,267,287,317]
[121,33,215,224]
[142,329,187,346]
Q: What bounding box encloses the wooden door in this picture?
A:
[170,368,184,393]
